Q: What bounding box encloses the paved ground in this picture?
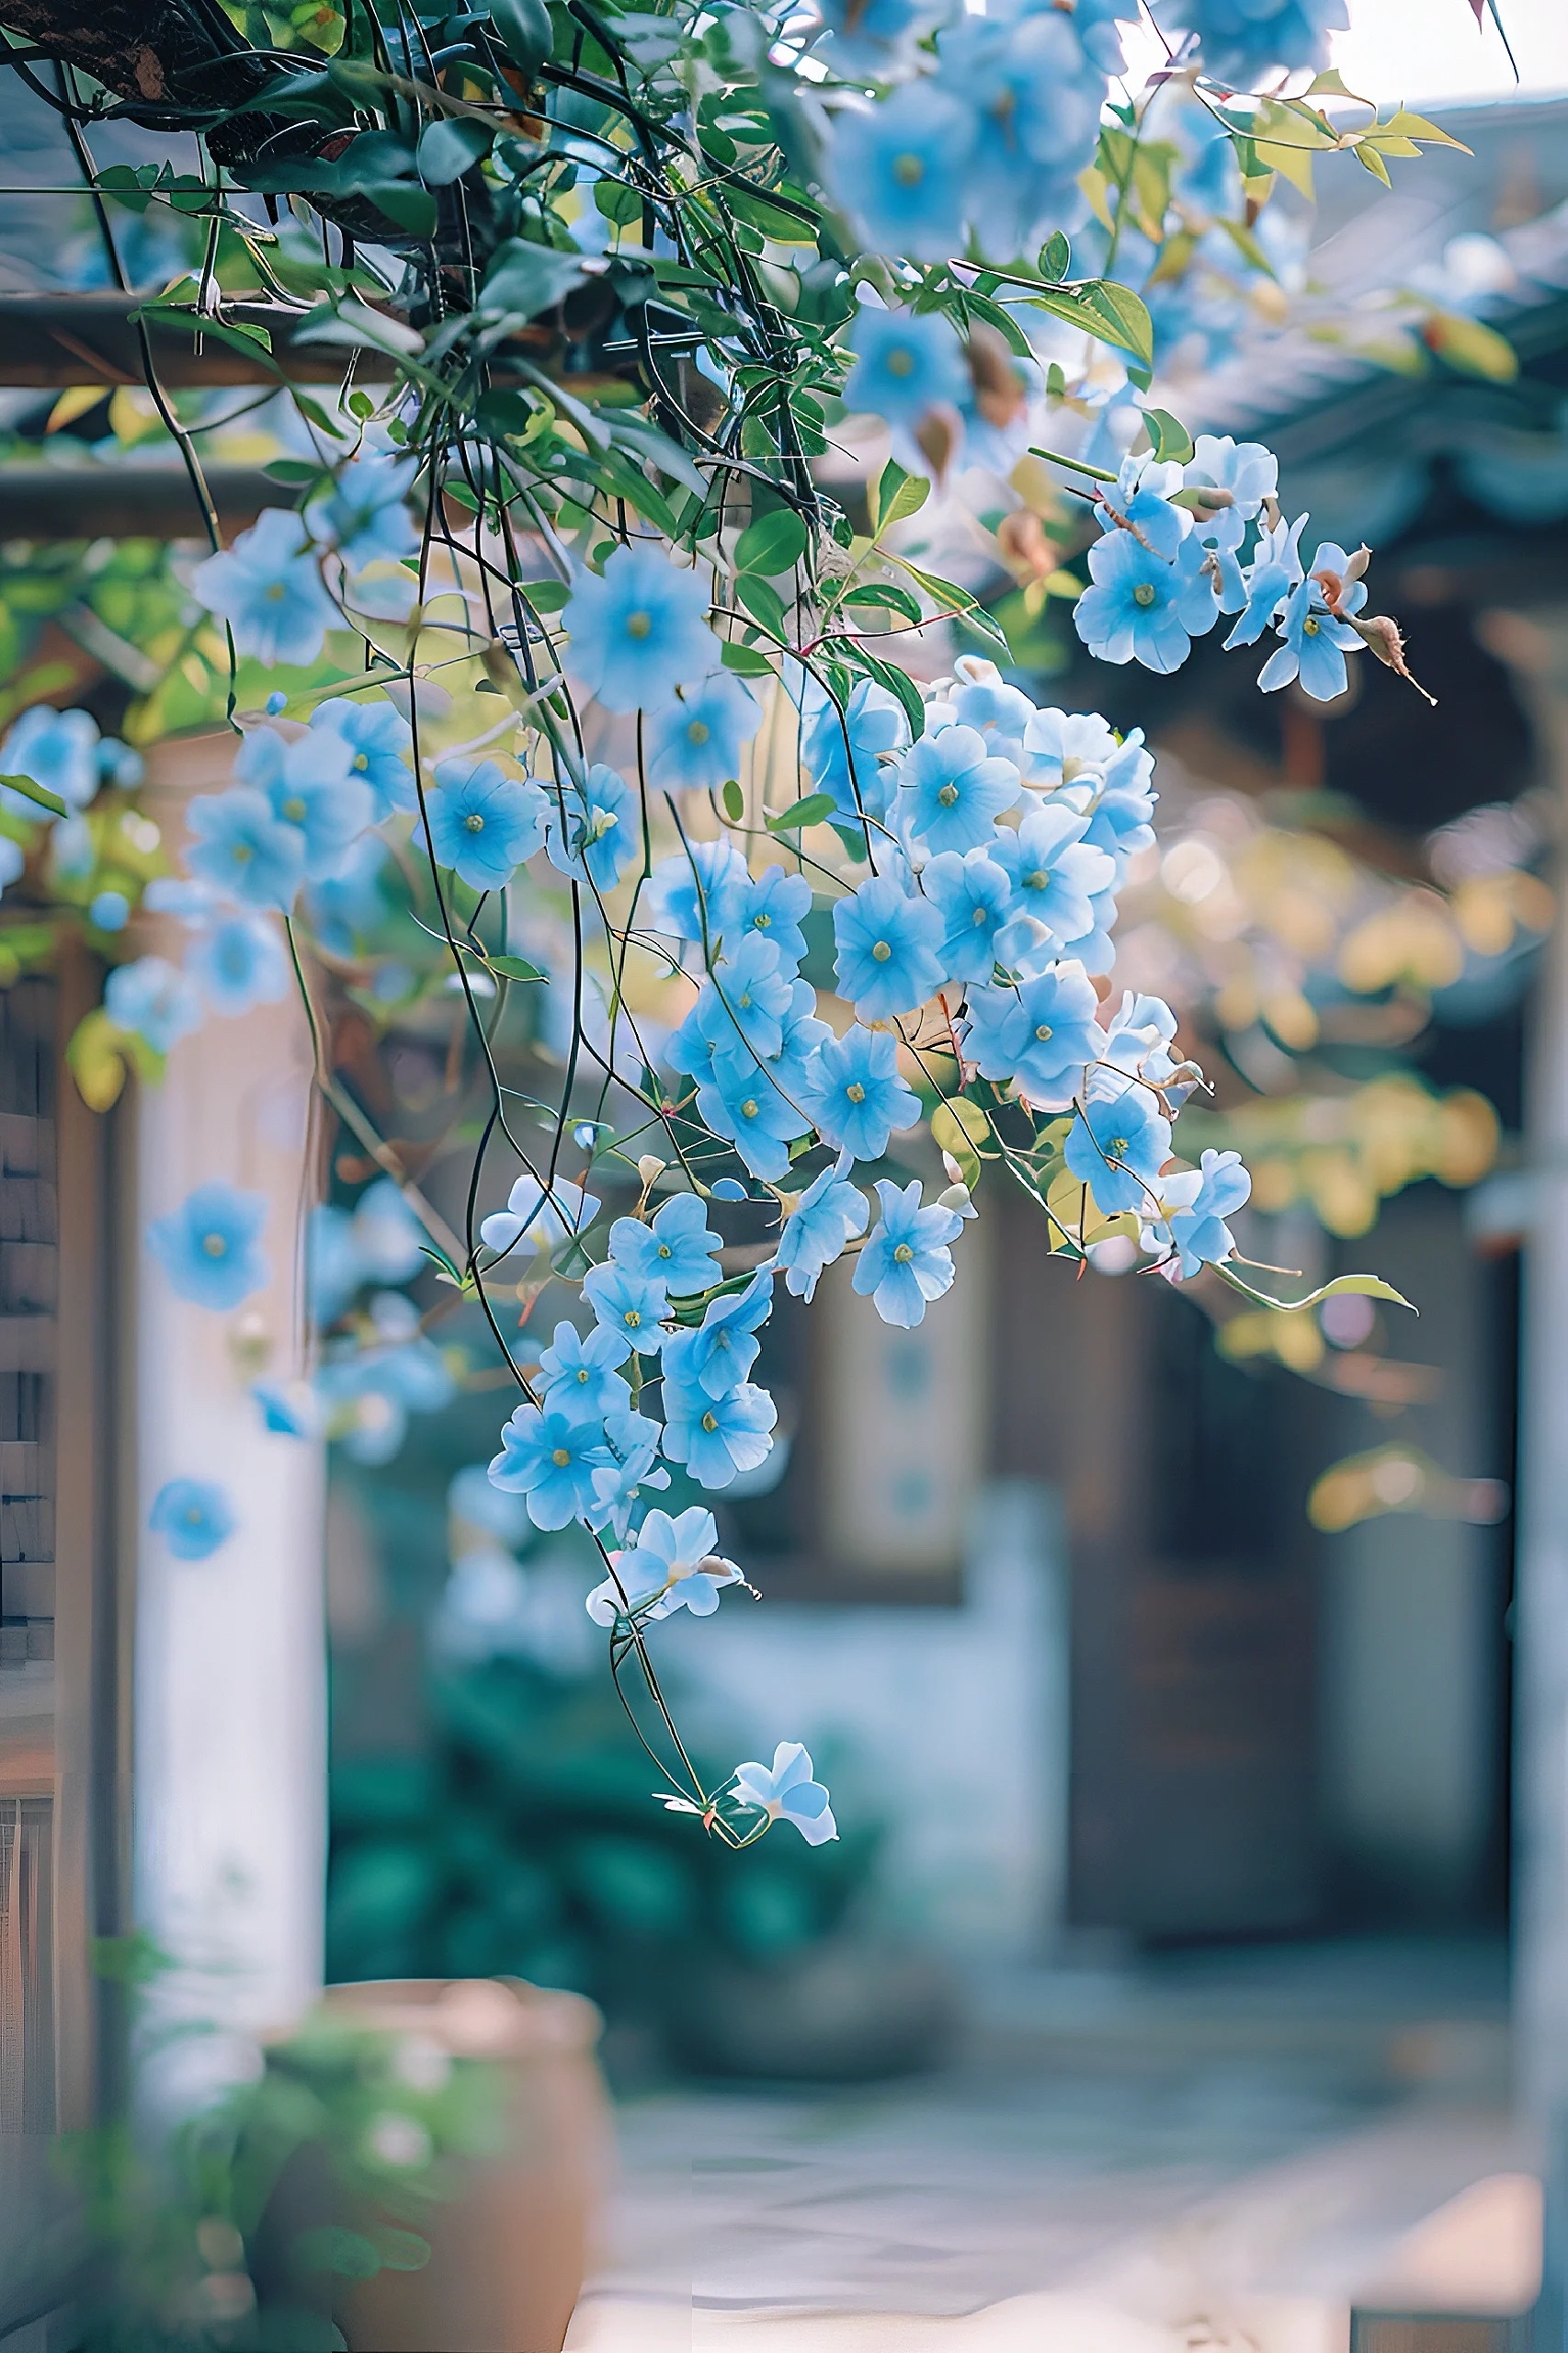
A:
[566,1938,1537,2350]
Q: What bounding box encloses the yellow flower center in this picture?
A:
[893,1242,914,1262]
[575,1367,590,1382]
[937,783,959,806]
[892,151,925,188]
[282,795,306,821]
[754,912,770,928]
[266,583,285,601]
[202,1233,227,1257]
[741,1097,759,1120]
[551,1447,571,1467]
[353,752,369,771]
[1025,870,1048,891]
[232,843,253,864]
[972,906,989,926]
[625,610,653,640]
[871,939,892,962]
[1110,1136,1128,1155]
[657,1242,671,1257]
[687,720,710,745]
[886,347,915,378]
[701,1410,719,1432]
[624,1308,642,1327]
[1132,582,1157,608]
[1302,615,1320,635]
[465,813,485,831]
[1034,1022,1052,1042]
[846,1081,866,1103]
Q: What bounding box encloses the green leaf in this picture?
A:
[486,954,546,982]
[1142,406,1194,463]
[1218,1267,1416,1315]
[841,580,924,625]
[490,0,553,75]
[721,779,745,822]
[734,508,807,577]
[724,184,818,245]
[868,460,929,536]
[481,239,588,322]
[854,649,926,744]
[0,771,67,820]
[734,573,789,636]
[767,791,836,833]
[1016,279,1153,367]
[517,577,570,613]
[1039,232,1070,283]
[721,640,775,676]
[596,178,643,227]
[418,117,492,187]
[365,180,438,238]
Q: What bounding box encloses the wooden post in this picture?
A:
[132,735,328,2063]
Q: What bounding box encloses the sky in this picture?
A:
[1329,0,1566,107]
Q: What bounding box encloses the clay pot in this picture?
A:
[314,1978,610,2353]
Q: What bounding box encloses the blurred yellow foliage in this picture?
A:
[1187,1075,1499,1238]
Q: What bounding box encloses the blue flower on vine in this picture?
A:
[1074,528,1219,675]
[1064,1087,1171,1216]
[148,1181,269,1310]
[186,914,290,1017]
[961,965,1103,1108]
[801,676,908,830]
[607,1193,722,1298]
[990,803,1116,960]
[734,865,812,969]
[545,763,639,892]
[696,1045,813,1182]
[1162,1146,1252,1277]
[185,788,308,912]
[106,956,204,1056]
[0,703,101,820]
[676,1272,775,1400]
[778,1164,868,1300]
[730,1741,837,1846]
[1257,542,1367,702]
[538,1320,633,1420]
[828,82,975,264]
[190,507,340,668]
[306,451,418,568]
[852,1176,964,1327]
[426,759,548,892]
[644,673,762,795]
[583,1259,669,1358]
[922,847,1013,983]
[843,305,969,429]
[488,1402,615,1529]
[806,1026,920,1163]
[311,695,416,821]
[587,1505,742,1624]
[149,1478,236,1561]
[480,1175,600,1260]
[833,872,945,1019]
[893,723,1021,855]
[659,1355,778,1487]
[236,725,374,881]
[563,543,718,712]
[646,838,752,950]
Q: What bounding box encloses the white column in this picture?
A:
[1492,610,1568,2342]
[131,734,327,2060]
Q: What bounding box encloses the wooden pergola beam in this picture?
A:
[0,462,277,537]
[0,294,400,388]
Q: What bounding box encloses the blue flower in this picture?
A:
[1064,1087,1171,1216]
[989,803,1116,960]
[305,835,391,952]
[806,1026,919,1162]
[931,662,1038,770]
[1079,733,1158,869]
[148,1181,268,1309]
[426,759,548,892]
[1152,0,1346,84]
[563,543,718,713]
[480,1175,600,1261]
[734,865,812,968]
[545,763,638,893]
[185,787,308,912]
[89,891,130,933]
[190,507,340,667]
[310,695,415,821]
[827,83,976,264]
[695,1043,813,1182]
[187,913,290,1017]
[961,964,1104,1108]
[538,1320,633,1421]
[305,451,418,568]
[659,1351,777,1487]
[644,674,762,794]
[105,956,204,1054]
[646,838,752,949]
[1223,512,1306,650]
[730,1741,837,1846]
[1019,704,1119,790]
[674,934,797,1067]
[587,1504,742,1624]
[893,724,1020,854]
[922,847,1014,983]
[582,1258,669,1358]
[1257,541,1367,702]
[801,677,909,830]
[606,1192,722,1298]
[489,1402,615,1529]
[852,1176,964,1327]
[1074,528,1219,674]
[589,1405,670,1529]
[252,1378,322,1438]
[0,703,101,820]
[937,10,1108,259]
[235,725,373,882]
[149,1477,237,1561]
[778,1165,869,1300]
[833,873,946,1019]
[676,1272,775,1400]
[1162,1146,1251,1276]
[844,306,969,428]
